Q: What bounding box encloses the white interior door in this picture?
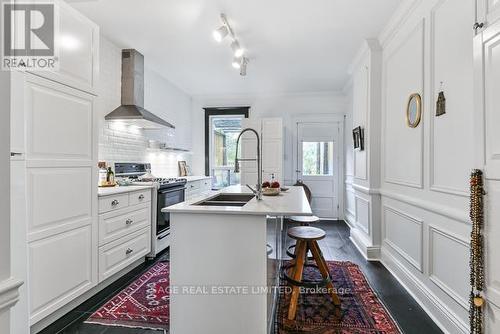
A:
[296,122,340,218]
[474,18,500,333]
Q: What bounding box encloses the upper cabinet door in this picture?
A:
[477,0,500,28]
[29,0,99,95]
[25,74,94,162]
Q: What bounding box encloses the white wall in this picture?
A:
[190,93,347,184]
[344,0,475,332]
[97,36,193,177]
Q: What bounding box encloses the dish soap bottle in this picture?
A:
[106,166,115,185]
[98,162,107,187]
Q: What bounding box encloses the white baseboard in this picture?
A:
[343,210,356,229]
[349,228,380,261]
[380,248,468,334]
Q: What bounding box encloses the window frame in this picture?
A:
[204,107,249,176]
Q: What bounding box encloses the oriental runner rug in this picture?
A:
[277,261,401,334]
[85,261,169,332]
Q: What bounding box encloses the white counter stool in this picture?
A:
[282,225,341,320]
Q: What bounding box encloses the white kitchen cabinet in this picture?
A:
[185,177,212,200]
[28,225,94,323]
[97,189,152,282]
[240,118,283,186]
[8,3,100,330]
[29,0,99,95]
[261,118,283,183]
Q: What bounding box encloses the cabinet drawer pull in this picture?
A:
[126,248,133,255]
[111,199,119,206]
[138,194,145,200]
[126,219,133,225]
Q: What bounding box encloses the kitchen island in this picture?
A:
[163,185,312,334]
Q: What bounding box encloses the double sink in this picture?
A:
[194,193,255,207]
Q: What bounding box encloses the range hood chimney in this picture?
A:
[105,49,175,129]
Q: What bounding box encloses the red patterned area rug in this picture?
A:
[277,261,401,334]
[86,261,169,332]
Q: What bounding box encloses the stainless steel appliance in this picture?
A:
[114,163,186,258]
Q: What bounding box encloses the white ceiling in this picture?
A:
[71,0,400,96]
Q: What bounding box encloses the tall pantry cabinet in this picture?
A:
[9,1,99,332]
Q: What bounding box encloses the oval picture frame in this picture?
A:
[406,93,422,128]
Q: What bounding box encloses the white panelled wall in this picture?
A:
[344,0,479,333]
[97,37,192,176]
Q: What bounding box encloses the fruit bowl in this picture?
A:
[262,187,280,196]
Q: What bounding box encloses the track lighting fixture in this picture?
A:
[213,13,250,75]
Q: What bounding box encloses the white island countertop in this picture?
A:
[163,185,312,216]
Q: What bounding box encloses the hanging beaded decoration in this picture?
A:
[469,169,485,334]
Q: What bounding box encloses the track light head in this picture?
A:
[231,40,244,58]
[213,25,229,42]
[232,57,241,69]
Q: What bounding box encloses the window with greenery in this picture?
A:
[302,141,334,176]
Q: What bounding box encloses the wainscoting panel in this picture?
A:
[383,20,424,188]
[355,196,370,234]
[429,0,474,197]
[383,205,423,272]
[428,225,469,309]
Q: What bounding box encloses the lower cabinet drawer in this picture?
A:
[98,227,151,282]
[99,193,129,214]
[200,178,211,192]
[99,204,151,246]
[129,189,151,206]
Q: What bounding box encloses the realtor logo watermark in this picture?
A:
[2,1,59,70]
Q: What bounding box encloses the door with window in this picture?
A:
[296,122,340,218]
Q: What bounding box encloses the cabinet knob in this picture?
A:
[138,194,145,200]
[126,248,133,255]
[111,199,119,206]
[126,219,133,225]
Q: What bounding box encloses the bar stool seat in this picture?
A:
[288,215,321,225]
[282,226,341,320]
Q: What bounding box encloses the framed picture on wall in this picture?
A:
[178,161,188,177]
[352,126,364,151]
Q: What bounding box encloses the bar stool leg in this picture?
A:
[287,240,307,320]
[309,241,341,307]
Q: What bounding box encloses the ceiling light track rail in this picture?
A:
[213,13,249,76]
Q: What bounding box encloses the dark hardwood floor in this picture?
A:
[41,220,442,334]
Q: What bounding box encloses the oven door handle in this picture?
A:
[158,187,186,194]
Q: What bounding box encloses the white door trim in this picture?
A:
[292,114,345,220]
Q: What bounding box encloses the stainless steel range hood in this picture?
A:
[105,49,175,129]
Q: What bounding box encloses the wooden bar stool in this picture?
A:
[287,180,320,259]
[282,226,341,320]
